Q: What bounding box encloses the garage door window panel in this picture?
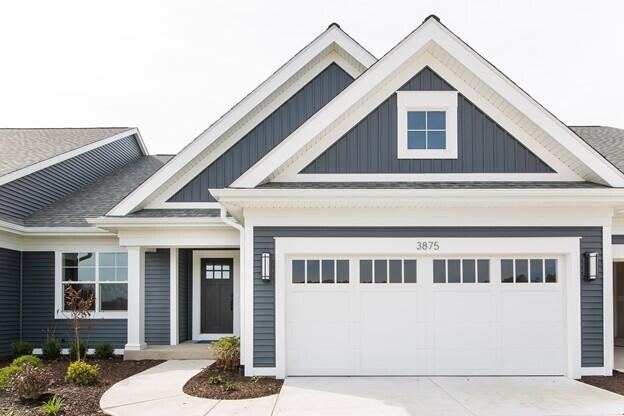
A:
[434,259,490,284]
[501,258,558,284]
[292,259,350,284]
[361,259,417,284]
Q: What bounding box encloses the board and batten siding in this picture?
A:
[21,251,127,349]
[0,134,143,222]
[253,227,603,368]
[145,249,170,345]
[0,248,20,356]
[302,67,553,174]
[169,63,354,202]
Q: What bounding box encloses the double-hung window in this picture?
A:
[397,91,458,159]
[58,251,128,318]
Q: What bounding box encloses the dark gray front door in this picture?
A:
[201,258,233,334]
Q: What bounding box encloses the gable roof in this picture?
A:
[230,16,624,188]
[571,126,624,174]
[0,127,146,185]
[106,24,376,216]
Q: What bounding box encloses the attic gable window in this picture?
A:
[397,91,458,159]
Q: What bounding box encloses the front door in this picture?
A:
[200,258,234,334]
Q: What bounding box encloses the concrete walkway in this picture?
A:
[102,361,624,416]
[100,360,278,416]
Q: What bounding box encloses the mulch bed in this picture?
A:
[184,363,283,400]
[0,357,162,416]
[581,370,624,395]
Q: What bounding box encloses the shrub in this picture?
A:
[13,364,51,401]
[94,343,114,359]
[11,341,33,358]
[222,381,236,392]
[0,365,21,388]
[210,336,240,371]
[69,340,87,361]
[250,375,262,384]
[41,395,63,415]
[12,355,42,369]
[65,360,99,385]
[42,338,62,360]
[207,375,223,385]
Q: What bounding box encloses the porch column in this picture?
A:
[125,246,146,351]
[170,248,179,345]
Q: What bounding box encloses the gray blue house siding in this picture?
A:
[302,67,553,174]
[0,134,143,223]
[178,249,193,343]
[613,235,624,244]
[253,226,603,368]
[21,251,127,349]
[0,248,20,356]
[145,249,170,345]
[169,63,354,202]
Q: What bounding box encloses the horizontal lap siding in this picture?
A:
[0,135,142,221]
[253,227,602,368]
[613,235,624,244]
[21,252,127,349]
[302,67,553,174]
[0,248,20,356]
[169,63,354,202]
[145,249,170,345]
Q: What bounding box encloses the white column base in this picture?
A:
[124,343,147,351]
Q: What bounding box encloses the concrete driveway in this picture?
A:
[273,376,624,416]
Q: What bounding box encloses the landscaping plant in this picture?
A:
[11,341,33,358]
[13,364,51,401]
[65,360,99,385]
[222,381,236,392]
[42,337,62,360]
[41,395,63,416]
[63,284,94,361]
[94,342,114,359]
[69,340,87,361]
[0,365,21,389]
[210,336,240,371]
[12,355,42,369]
[207,375,223,385]
[250,375,262,384]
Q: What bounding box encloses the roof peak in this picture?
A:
[327,22,341,30]
[423,14,441,23]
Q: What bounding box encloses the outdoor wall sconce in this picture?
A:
[585,252,598,280]
[261,252,271,281]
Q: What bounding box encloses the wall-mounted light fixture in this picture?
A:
[261,252,271,281]
[585,252,598,280]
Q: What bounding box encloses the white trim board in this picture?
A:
[192,250,241,341]
[0,128,146,186]
[231,18,623,188]
[107,25,375,216]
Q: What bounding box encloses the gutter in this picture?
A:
[0,220,115,236]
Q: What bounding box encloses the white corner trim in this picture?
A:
[603,224,615,374]
[396,91,458,159]
[231,18,622,188]
[170,248,179,346]
[192,250,241,341]
[0,128,145,186]
[107,27,375,216]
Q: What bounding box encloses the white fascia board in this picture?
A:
[0,220,114,237]
[107,26,375,216]
[0,128,145,186]
[86,216,227,230]
[232,18,624,188]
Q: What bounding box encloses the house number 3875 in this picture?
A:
[415,241,440,251]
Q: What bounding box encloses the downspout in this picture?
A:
[219,207,245,370]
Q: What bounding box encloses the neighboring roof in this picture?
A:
[0,127,134,177]
[570,126,624,174]
[22,156,169,227]
[258,181,608,189]
[121,209,221,218]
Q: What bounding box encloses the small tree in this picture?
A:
[63,285,94,361]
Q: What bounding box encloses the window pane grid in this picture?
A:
[501,258,557,283]
[433,259,490,284]
[407,110,446,150]
[360,259,417,284]
[292,259,350,284]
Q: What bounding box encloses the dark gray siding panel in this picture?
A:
[21,252,127,349]
[613,235,624,244]
[0,134,142,222]
[169,63,354,202]
[178,249,192,343]
[302,67,553,174]
[253,227,602,368]
[145,249,170,345]
[0,248,20,356]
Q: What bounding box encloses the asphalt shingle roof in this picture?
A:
[23,156,167,227]
[570,126,624,174]
[0,127,133,177]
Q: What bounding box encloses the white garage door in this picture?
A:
[286,256,565,376]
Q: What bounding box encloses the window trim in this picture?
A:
[396,91,458,159]
[55,250,128,320]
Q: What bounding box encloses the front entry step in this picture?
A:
[124,343,216,361]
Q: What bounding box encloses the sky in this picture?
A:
[0,0,622,155]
